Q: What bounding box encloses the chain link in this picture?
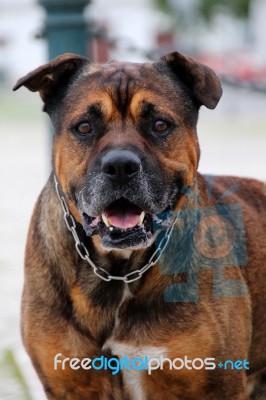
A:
[93,268,112,282]
[54,174,177,283]
[75,242,89,260]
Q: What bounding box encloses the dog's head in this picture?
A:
[14,51,222,250]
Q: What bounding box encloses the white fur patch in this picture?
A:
[103,341,167,400]
[123,369,146,400]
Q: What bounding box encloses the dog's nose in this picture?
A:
[101,150,141,184]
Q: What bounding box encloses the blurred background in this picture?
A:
[0,0,266,398]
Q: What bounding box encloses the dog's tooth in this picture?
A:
[102,213,111,227]
[109,227,113,231]
[139,211,145,225]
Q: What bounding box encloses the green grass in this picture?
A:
[0,349,33,400]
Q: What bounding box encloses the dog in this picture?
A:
[14,51,266,400]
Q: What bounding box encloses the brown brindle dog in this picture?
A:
[14,51,266,400]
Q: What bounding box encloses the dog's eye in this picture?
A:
[77,122,92,135]
[152,119,169,134]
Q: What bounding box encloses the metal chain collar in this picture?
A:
[54,175,177,283]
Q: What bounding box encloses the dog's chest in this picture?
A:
[105,340,167,400]
[102,285,167,400]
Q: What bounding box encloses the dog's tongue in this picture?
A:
[104,200,143,229]
[107,212,141,229]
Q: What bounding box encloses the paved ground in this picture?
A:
[0,87,47,399]
[0,83,265,399]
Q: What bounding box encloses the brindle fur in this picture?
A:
[14,51,266,400]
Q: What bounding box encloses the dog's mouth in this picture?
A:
[81,198,173,249]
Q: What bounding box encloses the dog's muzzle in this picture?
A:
[77,149,176,250]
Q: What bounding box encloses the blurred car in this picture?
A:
[197,52,266,92]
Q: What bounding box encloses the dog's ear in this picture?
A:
[13,53,88,102]
[160,51,222,109]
